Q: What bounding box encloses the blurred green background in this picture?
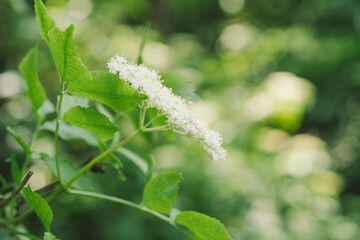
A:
[2,0,360,239]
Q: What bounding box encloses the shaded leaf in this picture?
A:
[143,171,183,214]
[175,211,232,240]
[19,45,46,122]
[68,71,146,112]
[161,72,199,101]
[63,106,118,140]
[137,23,150,65]
[40,120,98,146]
[22,186,53,232]
[116,148,148,175]
[6,155,22,186]
[6,126,31,155]
[98,139,126,181]
[47,25,92,83]
[39,153,92,191]
[60,94,88,119]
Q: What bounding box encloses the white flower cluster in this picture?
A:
[108,55,226,161]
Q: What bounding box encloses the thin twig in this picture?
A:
[0,171,33,209]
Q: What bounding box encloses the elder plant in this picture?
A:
[0,0,230,239]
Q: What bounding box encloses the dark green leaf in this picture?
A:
[161,72,199,101]
[39,153,92,191]
[68,71,146,112]
[175,211,233,240]
[144,154,154,183]
[63,106,118,140]
[127,109,154,144]
[143,171,183,214]
[22,186,53,232]
[98,139,126,181]
[6,126,31,155]
[19,45,46,121]
[117,148,148,175]
[47,25,92,83]
[43,232,59,240]
[6,155,22,186]
[40,120,98,146]
[34,0,55,43]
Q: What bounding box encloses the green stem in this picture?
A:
[143,125,170,132]
[54,80,65,183]
[63,130,140,190]
[67,189,174,224]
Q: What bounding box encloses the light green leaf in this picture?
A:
[40,120,98,146]
[19,45,46,121]
[60,94,88,118]
[175,211,233,240]
[6,155,22,186]
[137,23,150,65]
[143,171,183,214]
[63,106,118,140]
[22,186,53,232]
[6,126,31,155]
[34,0,55,43]
[43,232,59,240]
[68,71,146,112]
[39,153,92,191]
[161,72,199,101]
[47,25,92,83]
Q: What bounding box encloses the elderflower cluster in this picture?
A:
[108,55,226,161]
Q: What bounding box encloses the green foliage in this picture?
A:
[22,186,53,232]
[43,232,59,240]
[47,25,92,83]
[6,126,31,155]
[18,45,46,122]
[63,106,118,140]
[143,172,183,214]
[161,72,198,101]
[34,0,55,43]
[68,71,146,112]
[175,211,232,240]
[39,153,92,191]
[5,155,21,186]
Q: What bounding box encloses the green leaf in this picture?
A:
[34,0,55,43]
[161,72,199,101]
[60,94,88,118]
[6,155,22,186]
[22,186,53,232]
[40,120,98,146]
[63,106,118,140]
[6,126,31,155]
[137,23,150,65]
[68,71,146,112]
[175,211,233,240]
[44,232,59,240]
[39,153,92,191]
[117,148,148,175]
[98,139,126,181]
[143,171,183,214]
[47,25,92,83]
[19,45,46,121]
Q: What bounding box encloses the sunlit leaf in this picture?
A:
[47,25,92,83]
[6,126,31,155]
[18,45,46,122]
[68,71,146,112]
[63,106,118,140]
[22,186,53,232]
[34,0,55,43]
[175,211,232,240]
[43,232,59,240]
[143,171,183,214]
